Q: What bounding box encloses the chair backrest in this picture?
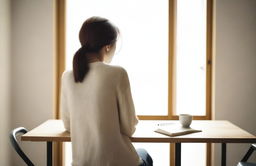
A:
[10,127,35,166]
[241,144,256,162]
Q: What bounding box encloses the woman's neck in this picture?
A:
[88,59,101,63]
[86,53,103,63]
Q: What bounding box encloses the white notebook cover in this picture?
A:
[154,124,202,137]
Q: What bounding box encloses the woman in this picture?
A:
[61,16,153,166]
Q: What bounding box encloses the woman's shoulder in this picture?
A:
[61,64,128,82]
[100,64,130,85]
[103,63,127,75]
[105,64,131,84]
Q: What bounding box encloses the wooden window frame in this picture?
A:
[53,0,213,165]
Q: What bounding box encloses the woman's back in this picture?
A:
[61,61,140,166]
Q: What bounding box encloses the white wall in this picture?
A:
[10,0,54,165]
[213,0,256,165]
[0,0,10,165]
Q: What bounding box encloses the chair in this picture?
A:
[237,144,256,166]
[10,127,35,166]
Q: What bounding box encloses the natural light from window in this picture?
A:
[175,0,207,116]
[65,0,169,116]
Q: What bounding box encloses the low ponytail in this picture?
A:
[73,46,89,83]
[73,16,119,83]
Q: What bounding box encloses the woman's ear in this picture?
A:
[105,45,111,52]
[103,43,116,64]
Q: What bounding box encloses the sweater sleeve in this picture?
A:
[60,72,70,132]
[116,68,139,137]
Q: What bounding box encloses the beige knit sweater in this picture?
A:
[60,61,140,166]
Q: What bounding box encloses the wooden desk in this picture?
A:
[21,120,256,166]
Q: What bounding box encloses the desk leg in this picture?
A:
[175,143,181,166]
[47,142,52,166]
[221,143,226,166]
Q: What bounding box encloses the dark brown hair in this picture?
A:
[73,16,119,83]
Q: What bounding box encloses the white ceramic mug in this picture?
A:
[179,114,193,128]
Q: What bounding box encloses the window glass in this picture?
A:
[66,0,169,116]
[175,0,207,116]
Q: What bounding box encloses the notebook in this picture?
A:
[154,123,202,137]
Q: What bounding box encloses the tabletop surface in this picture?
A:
[21,120,256,143]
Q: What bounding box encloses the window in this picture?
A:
[175,0,207,116]
[65,0,169,116]
[55,0,213,165]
